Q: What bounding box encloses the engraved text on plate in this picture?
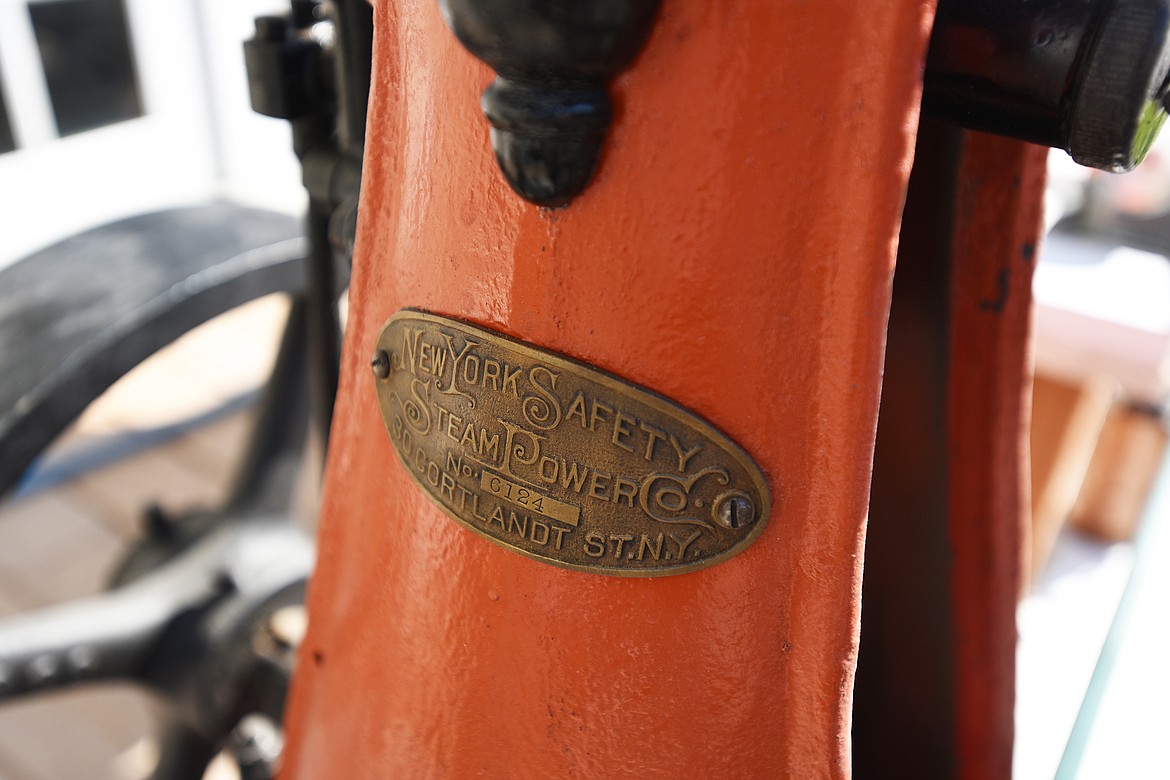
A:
[372,311,771,577]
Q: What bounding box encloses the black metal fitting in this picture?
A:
[244,13,324,120]
[301,147,362,210]
[924,0,1170,172]
[245,0,372,439]
[439,0,660,207]
[0,514,312,728]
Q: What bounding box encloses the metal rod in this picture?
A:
[1054,422,1170,778]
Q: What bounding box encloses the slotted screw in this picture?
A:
[715,494,755,530]
[370,350,390,379]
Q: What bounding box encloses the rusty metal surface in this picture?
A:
[372,311,770,576]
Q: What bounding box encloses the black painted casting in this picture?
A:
[924,0,1170,172]
[439,0,660,207]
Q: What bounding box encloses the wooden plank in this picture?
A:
[0,491,123,609]
[1029,375,1115,579]
[150,410,254,486]
[70,295,286,436]
[63,445,231,540]
[0,689,153,780]
[1070,405,1168,542]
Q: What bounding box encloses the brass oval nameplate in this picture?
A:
[372,310,771,577]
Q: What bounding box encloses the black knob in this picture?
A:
[438,0,660,207]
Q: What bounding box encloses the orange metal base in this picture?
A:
[854,123,1046,778]
[948,133,1046,777]
[281,0,942,776]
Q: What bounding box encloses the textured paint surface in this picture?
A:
[948,134,1047,779]
[281,0,935,776]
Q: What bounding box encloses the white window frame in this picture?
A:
[0,0,219,268]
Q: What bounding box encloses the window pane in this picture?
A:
[0,69,14,154]
[29,0,144,136]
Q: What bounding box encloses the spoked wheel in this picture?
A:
[0,292,318,780]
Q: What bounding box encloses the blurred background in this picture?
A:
[0,1,308,778]
[1017,150,1170,779]
[0,1,1169,777]
[0,0,303,271]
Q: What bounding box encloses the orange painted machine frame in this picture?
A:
[281,1,1045,777]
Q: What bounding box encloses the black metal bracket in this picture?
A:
[439,0,660,207]
[243,0,372,440]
